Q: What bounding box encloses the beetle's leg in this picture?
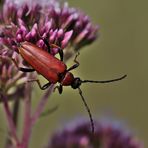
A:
[11,58,35,72]
[58,48,63,61]
[54,84,63,94]
[42,38,63,61]
[42,82,52,90]
[27,79,51,90]
[42,37,51,53]
[67,52,80,71]
[41,37,64,61]
[0,56,35,72]
[50,44,63,61]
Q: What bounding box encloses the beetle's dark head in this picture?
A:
[71,77,82,89]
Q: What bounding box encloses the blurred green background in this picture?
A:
[0,0,148,147]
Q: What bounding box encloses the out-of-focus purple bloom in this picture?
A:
[0,0,98,56]
[48,120,143,148]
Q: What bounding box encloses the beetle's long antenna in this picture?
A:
[78,88,94,134]
[81,74,127,84]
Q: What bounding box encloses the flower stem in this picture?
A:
[13,97,20,127]
[21,84,32,148]
[0,93,19,146]
[5,97,20,147]
[31,84,54,125]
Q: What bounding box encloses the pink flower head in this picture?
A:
[0,0,99,56]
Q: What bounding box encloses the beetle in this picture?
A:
[12,40,127,134]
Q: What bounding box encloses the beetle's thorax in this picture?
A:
[59,71,74,86]
[59,71,82,89]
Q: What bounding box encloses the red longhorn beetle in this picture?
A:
[11,40,127,134]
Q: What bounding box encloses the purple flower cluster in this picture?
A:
[0,0,98,56]
[48,120,143,148]
[0,1,99,147]
[0,0,98,97]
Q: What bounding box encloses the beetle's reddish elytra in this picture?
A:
[18,41,79,90]
[12,40,127,134]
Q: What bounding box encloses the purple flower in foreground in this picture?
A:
[48,120,143,148]
[0,0,98,57]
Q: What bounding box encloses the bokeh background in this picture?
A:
[0,0,148,147]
